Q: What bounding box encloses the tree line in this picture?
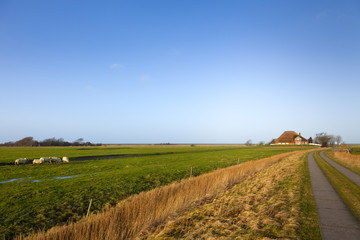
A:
[314,132,343,148]
[0,137,102,147]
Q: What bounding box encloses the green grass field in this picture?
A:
[352,147,360,155]
[0,145,314,239]
[0,145,233,164]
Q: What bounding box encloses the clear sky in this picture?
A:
[1,0,359,144]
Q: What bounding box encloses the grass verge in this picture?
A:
[144,151,320,239]
[296,152,321,240]
[314,151,360,221]
[324,151,360,175]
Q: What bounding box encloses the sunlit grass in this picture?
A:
[315,152,360,222]
[144,151,320,239]
[324,150,360,175]
[0,145,314,239]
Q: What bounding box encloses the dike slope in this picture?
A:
[143,151,319,239]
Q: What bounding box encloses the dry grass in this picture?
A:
[145,151,314,239]
[23,151,301,240]
[315,152,360,222]
[332,151,360,174]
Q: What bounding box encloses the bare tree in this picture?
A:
[315,132,334,147]
[73,138,84,146]
[2,137,96,147]
[14,137,36,147]
[335,135,342,147]
[245,140,252,146]
[258,141,265,146]
[1,141,14,146]
[328,136,336,147]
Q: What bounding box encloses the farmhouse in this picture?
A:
[271,131,310,145]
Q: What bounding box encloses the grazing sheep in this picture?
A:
[40,157,50,163]
[15,158,29,165]
[62,157,69,163]
[33,159,44,164]
[49,157,61,163]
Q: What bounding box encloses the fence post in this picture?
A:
[86,199,93,217]
[190,167,193,177]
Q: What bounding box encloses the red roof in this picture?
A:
[275,131,307,144]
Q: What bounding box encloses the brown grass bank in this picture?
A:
[331,151,360,175]
[24,151,301,240]
[145,151,320,239]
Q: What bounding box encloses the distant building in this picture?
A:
[271,131,310,145]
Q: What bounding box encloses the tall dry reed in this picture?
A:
[24,151,299,240]
[334,151,360,172]
[145,151,310,239]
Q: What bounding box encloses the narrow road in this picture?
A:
[320,151,360,187]
[308,152,360,240]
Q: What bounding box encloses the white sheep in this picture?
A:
[62,157,69,163]
[33,159,44,164]
[49,157,61,163]
[14,158,29,165]
[40,157,50,163]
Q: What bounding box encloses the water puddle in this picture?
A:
[0,172,100,184]
[30,180,42,183]
[0,178,24,184]
[51,175,80,180]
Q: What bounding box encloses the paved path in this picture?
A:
[308,152,360,240]
[320,151,360,187]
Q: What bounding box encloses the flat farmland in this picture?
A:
[0,145,234,164]
[352,147,360,155]
[0,145,314,239]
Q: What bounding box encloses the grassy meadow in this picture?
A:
[0,145,237,164]
[0,145,314,239]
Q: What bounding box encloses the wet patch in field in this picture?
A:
[0,178,24,184]
[0,172,101,184]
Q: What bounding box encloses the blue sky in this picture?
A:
[1,0,359,144]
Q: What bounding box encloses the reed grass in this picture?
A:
[144,151,319,239]
[326,151,360,175]
[24,151,299,240]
